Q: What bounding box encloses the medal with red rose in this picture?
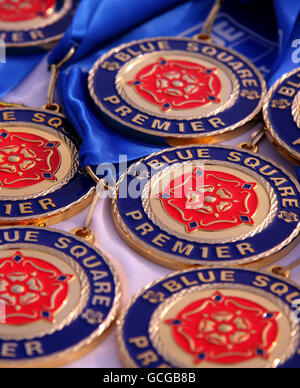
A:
[0,106,95,226]
[0,0,76,49]
[88,0,266,145]
[112,145,300,269]
[118,267,300,368]
[0,226,121,367]
[263,67,300,165]
[0,0,56,22]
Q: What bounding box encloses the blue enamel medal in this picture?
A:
[0,106,95,225]
[88,36,266,145]
[0,0,76,50]
[0,226,121,367]
[263,67,300,165]
[112,145,300,269]
[117,266,300,368]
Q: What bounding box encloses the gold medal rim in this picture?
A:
[0,107,95,226]
[3,0,73,48]
[0,226,122,368]
[263,67,300,165]
[116,266,300,369]
[111,144,300,270]
[88,37,266,143]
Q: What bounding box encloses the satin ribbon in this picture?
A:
[59,68,163,166]
[52,0,211,169]
[0,53,45,98]
[49,0,300,172]
[49,0,188,66]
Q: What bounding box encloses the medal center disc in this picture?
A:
[149,286,296,368]
[143,162,276,243]
[116,51,237,120]
[0,0,71,31]
[0,0,56,22]
[0,247,89,341]
[0,126,76,200]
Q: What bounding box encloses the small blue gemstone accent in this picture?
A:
[256,349,264,356]
[189,222,198,229]
[161,193,171,199]
[171,320,181,325]
[263,313,273,319]
[13,254,22,263]
[214,294,222,302]
[196,353,205,360]
[45,143,55,148]
[240,215,250,222]
[133,81,141,86]
[208,96,216,101]
[41,311,50,318]
[57,275,67,282]
[160,60,167,65]
[242,184,252,190]
[0,132,8,138]
[163,103,171,109]
[43,173,52,179]
[194,170,203,177]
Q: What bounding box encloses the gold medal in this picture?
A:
[88,0,266,146]
[263,67,300,165]
[0,105,95,226]
[0,225,121,367]
[0,51,96,226]
[0,0,77,50]
[117,265,300,368]
[111,143,300,269]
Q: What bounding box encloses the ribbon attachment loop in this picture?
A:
[44,47,76,111]
[193,0,223,41]
[238,127,266,153]
[71,177,114,244]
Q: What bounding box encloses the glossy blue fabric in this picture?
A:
[59,68,163,166]
[48,0,300,169]
[0,53,44,97]
[49,0,188,66]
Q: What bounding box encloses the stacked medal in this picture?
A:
[87,0,300,368]
[0,0,300,369]
[0,0,121,367]
[0,0,76,49]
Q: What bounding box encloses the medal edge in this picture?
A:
[116,266,300,369]
[112,144,300,268]
[0,225,122,367]
[88,37,266,140]
[263,67,300,163]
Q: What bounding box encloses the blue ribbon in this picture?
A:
[49,0,300,171]
[269,0,300,85]
[49,0,189,66]
[0,53,45,98]
[59,68,162,166]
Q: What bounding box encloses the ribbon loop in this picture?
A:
[194,0,223,41]
[46,47,76,108]
[49,0,187,67]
